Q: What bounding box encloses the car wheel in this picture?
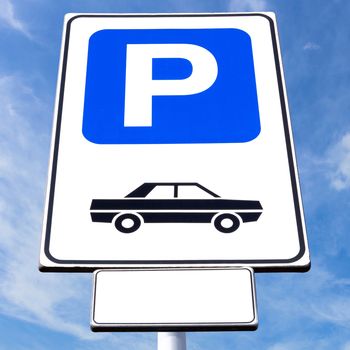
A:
[213,213,240,233]
[114,213,141,233]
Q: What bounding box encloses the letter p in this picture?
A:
[124,44,218,127]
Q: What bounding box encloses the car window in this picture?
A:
[178,186,214,199]
[146,186,175,199]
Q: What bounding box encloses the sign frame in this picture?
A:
[40,12,310,273]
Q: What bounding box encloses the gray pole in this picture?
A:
[157,332,187,350]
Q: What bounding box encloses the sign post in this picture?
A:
[158,333,186,350]
[40,12,309,344]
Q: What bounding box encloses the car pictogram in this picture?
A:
[90,183,263,234]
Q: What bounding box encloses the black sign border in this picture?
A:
[42,13,309,273]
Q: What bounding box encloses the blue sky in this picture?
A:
[1,0,350,349]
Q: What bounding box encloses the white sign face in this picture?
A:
[91,268,257,331]
[40,13,309,271]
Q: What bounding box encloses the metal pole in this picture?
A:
[157,332,187,350]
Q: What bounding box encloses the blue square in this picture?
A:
[82,28,260,144]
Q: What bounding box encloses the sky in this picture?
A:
[0,0,350,349]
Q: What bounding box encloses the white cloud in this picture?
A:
[0,0,31,38]
[313,296,350,325]
[326,132,350,190]
[268,340,310,350]
[257,261,350,331]
[299,132,350,192]
[268,338,344,350]
[74,334,154,350]
[228,0,268,11]
[303,42,321,50]
[0,74,98,340]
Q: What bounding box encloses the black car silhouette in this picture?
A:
[90,183,263,234]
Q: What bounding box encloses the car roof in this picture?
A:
[125,183,220,198]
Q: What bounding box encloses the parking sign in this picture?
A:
[40,13,309,271]
[83,28,260,143]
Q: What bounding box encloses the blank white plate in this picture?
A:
[91,267,257,331]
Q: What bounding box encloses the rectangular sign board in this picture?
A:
[91,268,257,331]
[40,13,309,271]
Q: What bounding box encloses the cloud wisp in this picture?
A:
[259,261,350,327]
[0,0,32,38]
[298,131,350,194]
[325,132,350,190]
[303,42,321,50]
[228,0,268,11]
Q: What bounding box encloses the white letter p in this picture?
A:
[124,44,218,127]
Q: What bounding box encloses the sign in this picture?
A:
[91,268,257,331]
[40,13,309,271]
[83,28,260,143]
